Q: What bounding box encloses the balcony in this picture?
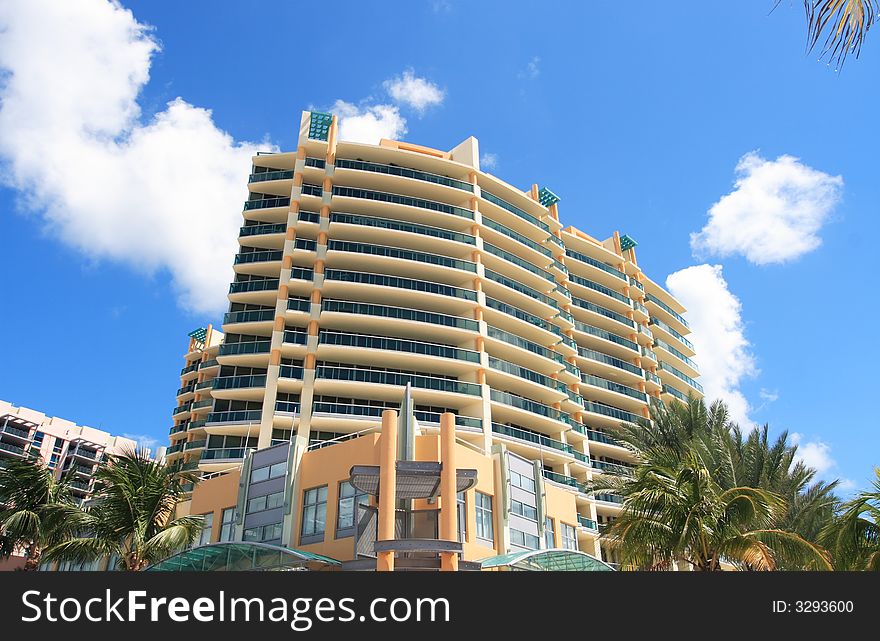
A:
[330,212,476,246]
[580,374,647,403]
[332,185,474,220]
[484,297,557,335]
[212,374,267,390]
[239,222,286,238]
[488,357,567,395]
[484,269,558,311]
[486,326,564,365]
[0,441,27,457]
[591,459,634,476]
[191,399,214,411]
[195,380,213,391]
[318,330,480,363]
[184,439,207,451]
[584,401,644,425]
[578,515,599,530]
[169,423,188,436]
[283,329,308,345]
[166,442,184,455]
[573,321,639,353]
[328,240,477,273]
[481,189,550,233]
[180,362,199,376]
[279,365,304,379]
[201,447,254,461]
[0,423,31,441]
[594,493,624,505]
[224,309,275,324]
[172,403,192,417]
[658,362,704,394]
[662,384,689,402]
[565,249,627,282]
[287,297,311,313]
[542,469,580,489]
[646,293,689,329]
[577,347,643,377]
[649,317,694,353]
[645,370,662,387]
[219,341,271,356]
[229,279,279,294]
[321,299,479,332]
[243,196,290,211]
[324,269,477,302]
[234,250,283,265]
[335,157,473,192]
[490,390,573,427]
[481,216,552,259]
[316,365,481,396]
[248,169,294,184]
[491,423,572,456]
[206,410,262,425]
[585,428,622,447]
[567,274,631,307]
[570,297,635,331]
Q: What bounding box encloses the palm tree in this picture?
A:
[592,396,833,570]
[43,449,203,571]
[800,0,877,67]
[820,469,880,570]
[0,459,82,570]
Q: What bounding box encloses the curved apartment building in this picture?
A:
[167,110,702,567]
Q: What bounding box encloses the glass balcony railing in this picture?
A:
[239,222,286,237]
[480,189,549,233]
[191,399,213,410]
[645,370,662,386]
[491,423,572,454]
[321,299,478,331]
[335,158,473,192]
[594,493,624,505]
[662,384,689,402]
[219,341,271,356]
[300,183,323,197]
[288,297,311,312]
[649,317,694,351]
[481,216,552,258]
[172,403,191,416]
[201,448,254,461]
[654,339,699,371]
[483,243,555,281]
[311,401,482,430]
[578,347,643,376]
[279,365,304,380]
[176,385,194,397]
[184,439,207,451]
[486,326,564,364]
[0,441,26,456]
[248,169,294,183]
[585,428,621,447]
[180,362,199,375]
[294,238,317,252]
[556,310,575,325]
[484,269,558,310]
[224,309,274,324]
[275,401,301,414]
[646,293,689,328]
[565,250,626,281]
[290,267,314,281]
[328,240,477,272]
[485,297,555,333]
[640,346,657,362]
[212,374,267,390]
[490,390,573,426]
[658,362,703,393]
[325,269,478,301]
[580,374,647,402]
[169,423,188,436]
[542,469,579,489]
[571,297,635,329]
[573,321,639,352]
[629,277,645,292]
[563,360,581,378]
[568,274,631,305]
[234,250,283,265]
[488,357,568,393]
[590,459,634,476]
[332,185,474,219]
[189,419,207,429]
[200,360,218,370]
[578,515,599,530]
[298,210,321,224]
[330,212,476,245]
[319,331,480,362]
[632,301,649,316]
[243,197,290,211]
[316,365,481,396]
[583,401,643,424]
[283,329,308,345]
[304,157,326,169]
[206,410,262,424]
[229,279,279,294]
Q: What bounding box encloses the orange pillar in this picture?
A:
[439,412,459,571]
[377,409,398,572]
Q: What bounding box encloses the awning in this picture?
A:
[478,548,616,571]
[146,542,341,572]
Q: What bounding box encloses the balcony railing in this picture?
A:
[335,158,473,192]
[184,439,207,451]
[584,401,644,424]
[316,365,481,396]
[585,428,621,446]
[568,274,631,305]
[644,370,662,386]
[321,299,478,331]
[654,339,699,370]
[239,222,286,237]
[483,243,555,282]
[490,390,573,426]
[578,515,599,530]
[594,493,624,505]
[324,270,478,301]
[279,365,304,379]
[662,384,689,402]
[578,347,643,376]
[243,196,290,211]
[487,326,564,364]
[491,423,572,455]
[649,317,694,351]
[646,293,689,328]
[488,357,567,394]
[658,362,703,393]
[288,297,311,312]
[206,410,262,424]
[484,269,558,310]
[481,216,552,258]
[573,321,639,352]
[485,297,555,333]
[571,297,635,329]
[0,424,32,440]
[213,374,267,390]
[248,169,294,183]
[224,309,275,324]
[542,469,580,489]
[481,189,549,232]
[328,240,477,272]
[330,212,476,246]
[172,403,191,416]
[565,250,626,281]
[234,250,283,265]
[0,441,26,456]
[319,330,480,362]
[201,448,254,461]
[219,341,271,356]
[229,279,279,294]
[591,459,634,476]
[580,374,647,402]
[332,185,474,219]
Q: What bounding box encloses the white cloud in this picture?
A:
[759,388,779,403]
[691,152,843,265]
[665,264,757,427]
[383,70,445,114]
[332,100,407,145]
[790,433,835,475]
[480,152,499,170]
[431,0,453,13]
[520,56,540,79]
[0,0,268,316]
[837,478,857,492]
[123,433,160,450]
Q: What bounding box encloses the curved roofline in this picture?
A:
[146,542,341,571]
[478,548,616,571]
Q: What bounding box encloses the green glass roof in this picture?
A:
[188,327,208,342]
[537,187,560,207]
[308,111,332,141]
[146,542,341,572]
[478,548,615,571]
[619,234,638,251]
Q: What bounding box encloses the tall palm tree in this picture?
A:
[801,0,877,67]
[0,459,82,570]
[592,396,833,570]
[820,469,880,570]
[43,449,203,571]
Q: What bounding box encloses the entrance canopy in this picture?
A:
[146,542,340,572]
[478,548,616,571]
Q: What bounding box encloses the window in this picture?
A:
[269,461,287,478]
[475,492,494,543]
[510,470,536,493]
[301,485,328,543]
[198,512,214,546]
[457,492,466,542]
[248,490,284,514]
[510,499,538,521]
[561,523,577,551]
[250,466,270,483]
[250,461,287,484]
[545,517,555,549]
[242,523,282,543]
[336,482,369,537]
[510,529,540,550]
[219,508,235,542]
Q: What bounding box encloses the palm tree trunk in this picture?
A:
[23,543,41,571]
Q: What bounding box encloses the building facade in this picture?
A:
[167,110,702,569]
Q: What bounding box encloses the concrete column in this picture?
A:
[377,409,398,572]
[439,412,459,571]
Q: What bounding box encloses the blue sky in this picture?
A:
[0,1,877,492]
